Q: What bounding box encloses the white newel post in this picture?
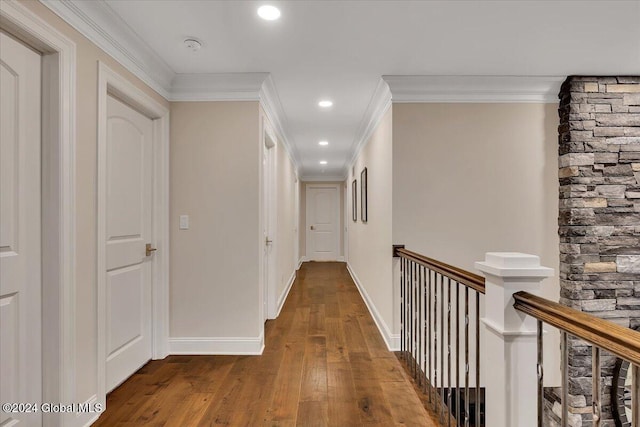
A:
[475,253,554,427]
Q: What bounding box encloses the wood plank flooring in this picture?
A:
[92,262,439,426]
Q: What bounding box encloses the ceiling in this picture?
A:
[65,1,640,178]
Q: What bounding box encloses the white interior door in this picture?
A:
[306,185,339,261]
[0,31,42,427]
[105,94,153,392]
[262,133,276,320]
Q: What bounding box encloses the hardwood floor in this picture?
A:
[93,262,438,426]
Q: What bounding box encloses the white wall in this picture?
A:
[170,101,262,344]
[347,107,395,348]
[392,102,560,385]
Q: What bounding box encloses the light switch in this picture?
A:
[179,215,189,230]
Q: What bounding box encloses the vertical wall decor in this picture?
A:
[361,167,368,222]
[352,179,358,222]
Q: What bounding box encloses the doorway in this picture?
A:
[0,29,43,427]
[96,62,170,406]
[0,2,77,424]
[262,125,277,320]
[305,184,341,261]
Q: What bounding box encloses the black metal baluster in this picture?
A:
[410,260,415,378]
[456,281,461,427]
[413,263,420,378]
[440,273,445,424]
[537,320,543,427]
[418,264,423,387]
[428,268,433,404]
[400,257,405,363]
[434,271,439,415]
[464,287,470,427]
[592,347,601,427]
[561,332,568,427]
[475,292,481,427]
[447,277,452,427]
[405,258,410,366]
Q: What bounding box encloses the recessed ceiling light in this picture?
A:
[258,5,281,20]
[319,160,328,165]
[318,100,333,108]
[319,141,329,146]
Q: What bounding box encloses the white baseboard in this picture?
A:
[276,270,296,317]
[346,263,399,351]
[337,256,345,262]
[78,394,101,427]
[297,256,307,269]
[169,334,264,355]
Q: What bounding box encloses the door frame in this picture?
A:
[261,120,278,320]
[294,174,300,268]
[343,180,349,263]
[1,1,77,426]
[305,183,341,261]
[96,62,169,408]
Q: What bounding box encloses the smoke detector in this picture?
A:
[183,38,202,52]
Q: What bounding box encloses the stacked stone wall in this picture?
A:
[558,76,640,426]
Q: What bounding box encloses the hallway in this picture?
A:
[92,262,437,426]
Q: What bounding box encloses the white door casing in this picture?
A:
[97,62,170,409]
[306,184,340,261]
[0,31,42,427]
[103,94,153,392]
[262,126,277,320]
[343,181,348,263]
[294,175,300,268]
[1,2,78,425]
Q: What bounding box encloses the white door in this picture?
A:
[0,32,42,427]
[262,134,276,320]
[306,185,339,261]
[105,95,153,392]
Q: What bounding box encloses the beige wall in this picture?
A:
[347,107,394,342]
[170,102,261,337]
[299,181,345,259]
[14,0,170,403]
[392,103,560,384]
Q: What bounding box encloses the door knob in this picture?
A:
[146,243,157,256]
[266,237,273,245]
[310,225,315,230]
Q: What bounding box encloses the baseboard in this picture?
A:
[337,256,345,262]
[78,394,102,427]
[276,270,296,317]
[346,263,400,351]
[169,334,265,355]
[297,256,307,269]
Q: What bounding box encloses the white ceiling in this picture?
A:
[88,1,640,177]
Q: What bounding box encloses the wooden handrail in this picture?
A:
[514,291,640,366]
[395,248,485,294]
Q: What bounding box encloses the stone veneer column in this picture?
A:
[558,76,640,426]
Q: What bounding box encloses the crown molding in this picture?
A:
[41,0,173,99]
[346,78,392,170]
[38,0,301,171]
[382,75,564,103]
[170,72,269,101]
[260,75,300,170]
[300,175,347,182]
